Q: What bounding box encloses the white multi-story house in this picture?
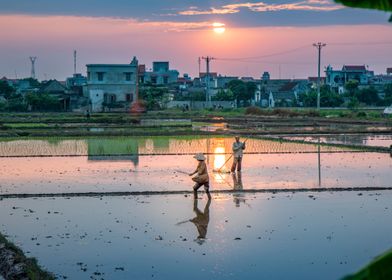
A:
[85,57,138,112]
[325,65,374,93]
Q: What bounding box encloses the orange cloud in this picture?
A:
[179,0,342,16]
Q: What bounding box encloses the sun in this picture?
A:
[212,22,226,34]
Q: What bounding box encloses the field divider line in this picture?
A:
[0,149,385,158]
[1,187,392,199]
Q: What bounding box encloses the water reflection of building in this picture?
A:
[88,155,139,168]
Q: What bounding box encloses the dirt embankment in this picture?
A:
[0,113,391,137]
[0,233,54,280]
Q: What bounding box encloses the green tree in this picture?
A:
[322,85,344,107]
[21,78,41,88]
[345,80,359,97]
[300,91,317,107]
[384,84,392,106]
[139,86,170,110]
[25,92,61,111]
[227,80,256,107]
[357,87,380,105]
[7,93,27,111]
[188,91,206,101]
[335,0,392,22]
[212,89,234,101]
[0,80,15,99]
[300,86,344,107]
[347,97,360,109]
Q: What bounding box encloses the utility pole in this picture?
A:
[201,56,214,107]
[73,50,77,74]
[313,42,326,109]
[198,57,201,77]
[29,56,37,79]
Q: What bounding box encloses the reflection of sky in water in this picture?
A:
[0,136,355,157]
[0,152,391,195]
[283,134,392,148]
[1,192,392,280]
[212,146,227,184]
[0,136,390,195]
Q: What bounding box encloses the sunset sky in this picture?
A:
[0,0,391,80]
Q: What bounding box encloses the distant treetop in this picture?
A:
[335,0,392,21]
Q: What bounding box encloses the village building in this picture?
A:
[84,57,138,112]
[142,61,179,85]
[325,65,374,93]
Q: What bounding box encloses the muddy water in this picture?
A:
[0,136,390,195]
[1,192,392,280]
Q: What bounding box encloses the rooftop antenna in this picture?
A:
[73,50,77,74]
[29,56,37,79]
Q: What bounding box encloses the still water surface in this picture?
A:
[1,192,391,280]
[0,136,390,194]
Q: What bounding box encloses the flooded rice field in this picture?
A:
[0,136,391,195]
[1,192,392,280]
[280,134,392,148]
[0,135,391,279]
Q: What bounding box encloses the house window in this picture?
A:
[151,77,157,84]
[125,72,132,81]
[126,94,133,102]
[163,77,168,84]
[87,72,91,81]
[97,72,105,81]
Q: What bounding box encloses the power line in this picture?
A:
[214,40,392,64]
[216,59,314,65]
[216,44,310,61]
[329,41,392,46]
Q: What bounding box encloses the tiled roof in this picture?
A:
[279,82,298,92]
[308,77,326,82]
[41,80,67,92]
[342,65,366,71]
[199,72,218,78]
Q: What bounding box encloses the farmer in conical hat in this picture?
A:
[189,153,211,198]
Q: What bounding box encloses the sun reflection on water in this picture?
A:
[213,146,228,183]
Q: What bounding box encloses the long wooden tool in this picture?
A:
[213,137,249,173]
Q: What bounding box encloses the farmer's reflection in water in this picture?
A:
[190,195,211,245]
[232,172,246,207]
